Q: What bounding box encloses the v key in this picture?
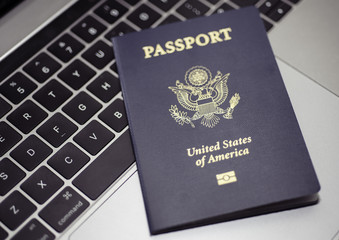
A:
[74,121,114,155]
[89,133,97,140]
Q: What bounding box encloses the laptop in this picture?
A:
[0,0,338,240]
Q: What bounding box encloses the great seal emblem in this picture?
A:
[168,66,240,128]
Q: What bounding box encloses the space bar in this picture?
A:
[73,130,135,200]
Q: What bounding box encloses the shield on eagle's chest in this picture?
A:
[197,98,217,115]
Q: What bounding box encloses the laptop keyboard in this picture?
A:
[0,0,300,239]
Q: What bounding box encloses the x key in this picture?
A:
[21,166,64,204]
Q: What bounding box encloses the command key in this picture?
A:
[39,187,89,232]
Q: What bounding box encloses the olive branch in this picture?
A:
[169,105,195,128]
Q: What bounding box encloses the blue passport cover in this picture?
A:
[113,7,320,235]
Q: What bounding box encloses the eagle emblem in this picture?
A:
[168,66,240,128]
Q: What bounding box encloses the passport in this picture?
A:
[112,7,320,235]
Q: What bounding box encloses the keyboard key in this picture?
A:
[0,226,8,240]
[262,18,273,31]
[0,158,25,196]
[7,100,48,134]
[58,59,96,90]
[0,97,11,118]
[214,3,234,14]
[71,15,106,43]
[229,0,259,7]
[33,79,72,112]
[12,219,55,240]
[37,113,78,148]
[105,22,136,40]
[0,72,37,104]
[39,187,89,232]
[94,1,128,24]
[73,130,135,200]
[21,166,64,204]
[123,0,140,5]
[149,0,179,12]
[10,135,52,171]
[259,0,279,14]
[23,53,61,83]
[48,34,85,63]
[127,4,161,29]
[0,122,22,157]
[74,120,114,155]
[82,40,114,69]
[62,92,102,125]
[99,99,128,132]
[48,143,90,179]
[0,191,37,230]
[177,0,209,19]
[87,71,121,103]
[267,2,291,22]
[159,14,181,26]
